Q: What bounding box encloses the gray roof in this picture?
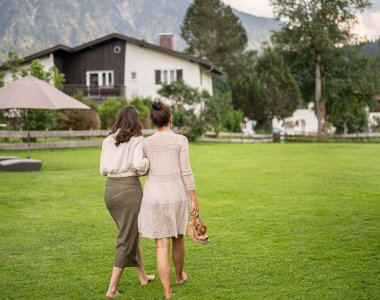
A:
[1,33,222,74]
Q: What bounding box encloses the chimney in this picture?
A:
[159,33,174,50]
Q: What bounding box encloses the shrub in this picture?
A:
[98,98,125,129]
[182,112,207,142]
[73,90,98,112]
[172,108,188,128]
[129,97,152,128]
[224,110,243,132]
[56,109,100,130]
[55,91,101,130]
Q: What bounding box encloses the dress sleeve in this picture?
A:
[132,140,149,175]
[100,142,107,176]
[179,136,195,191]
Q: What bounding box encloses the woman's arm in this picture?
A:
[100,143,107,176]
[132,140,149,175]
[179,137,199,217]
[188,190,199,217]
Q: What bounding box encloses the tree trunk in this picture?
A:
[315,53,326,138]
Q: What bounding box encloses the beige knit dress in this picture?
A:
[138,131,195,239]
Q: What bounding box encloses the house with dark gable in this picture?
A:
[2,33,220,99]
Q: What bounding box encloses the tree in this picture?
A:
[1,53,66,130]
[325,46,380,133]
[158,81,210,140]
[2,51,23,80]
[270,0,371,137]
[0,70,4,88]
[205,92,243,134]
[232,48,301,129]
[20,60,65,130]
[181,0,253,81]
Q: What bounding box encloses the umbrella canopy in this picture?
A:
[0,74,89,110]
[0,74,90,161]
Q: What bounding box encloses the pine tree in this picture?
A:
[181,0,251,81]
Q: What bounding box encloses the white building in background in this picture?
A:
[368,95,380,132]
[272,103,319,135]
[0,33,220,100]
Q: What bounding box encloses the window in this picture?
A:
[163,70,168,84]
[130,72,137,80]
[155,69,183,85]
[89,73,98,86]
[86,70,114,86]
[176,69,183,81]
[155,70,161,84]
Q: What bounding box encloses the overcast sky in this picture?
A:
[222,0,380,39]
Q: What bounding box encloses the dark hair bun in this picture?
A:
[152,101,164,111]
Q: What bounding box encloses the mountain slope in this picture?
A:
[0,0,279,62]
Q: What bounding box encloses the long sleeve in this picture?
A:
[179,137,195,190]
[100,143,107,176]
[132,140,149,176]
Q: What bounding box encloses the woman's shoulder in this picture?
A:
[102,134,115,145]
[102,134,143,147]
[131,135,144,142]
[172,132,188,144]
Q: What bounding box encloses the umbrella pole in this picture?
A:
[27,109,31,159]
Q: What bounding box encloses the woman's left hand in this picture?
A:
[190,199,199,218]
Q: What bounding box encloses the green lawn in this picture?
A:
[0,143,379,299]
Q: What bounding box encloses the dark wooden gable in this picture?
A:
[54,38,126,86]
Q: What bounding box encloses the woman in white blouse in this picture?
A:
[100,105,154,297]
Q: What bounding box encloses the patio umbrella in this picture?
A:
[0,74,89,159]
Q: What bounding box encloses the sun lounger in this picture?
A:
[0,156,21,161]
[0,159,42,171]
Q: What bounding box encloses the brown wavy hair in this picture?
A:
[110,105,143,146]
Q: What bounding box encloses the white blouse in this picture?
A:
[100,134,149,177]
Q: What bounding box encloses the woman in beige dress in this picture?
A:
[100,105,155,297]
[138,101,200,299]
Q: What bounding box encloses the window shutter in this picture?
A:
[176,69,183,81]
[155,70,161,84]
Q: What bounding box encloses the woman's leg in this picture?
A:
[135,238,155,285]
[156,238,173,299]
[172,235,187,285]
[106,267,123,297]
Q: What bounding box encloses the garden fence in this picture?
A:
[0,130,379,150]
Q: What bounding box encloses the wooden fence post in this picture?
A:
[45,128,48,143]
[19,128,23,143]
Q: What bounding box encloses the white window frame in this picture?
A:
[86,70,114,87]
[156,69,182,85]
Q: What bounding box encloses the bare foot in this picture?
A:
[164,289,175,299]
[140,274,155,285]
[175,272,188,285]
[105,290,121,298]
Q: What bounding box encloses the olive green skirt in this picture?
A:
[104,176,143,268]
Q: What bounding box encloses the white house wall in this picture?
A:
[124,42,213,99]
[3,53,55,85]
[369,112,380,132]
[272,108,319,135]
